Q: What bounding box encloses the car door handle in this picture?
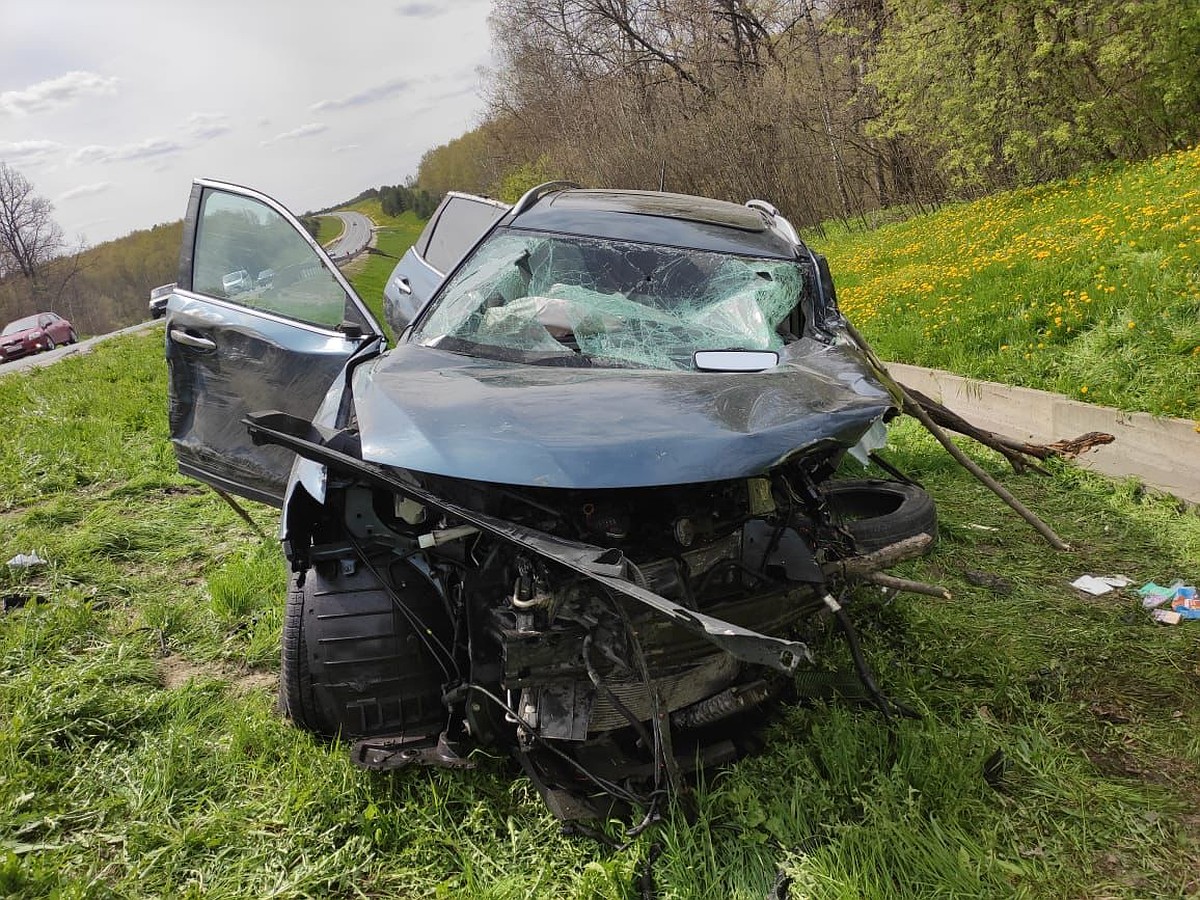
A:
[169,328,216,352]
[393,276,412,295]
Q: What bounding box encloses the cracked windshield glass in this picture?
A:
[414,231,804,370]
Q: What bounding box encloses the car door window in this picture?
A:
[422,196,507,273]
[192,189,367,331]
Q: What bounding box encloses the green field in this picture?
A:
[1,328,1197,897]
[314,215,344,247]
[342,196,420,228]
[2,158,1199,897]
[814,146,1200,420]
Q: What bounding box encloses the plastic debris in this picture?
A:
[1172,585,1199,619]
[6,552,46,570]
[1071,574,1132,596]
[1140,582,1198,621]
[1138,582,1178,608]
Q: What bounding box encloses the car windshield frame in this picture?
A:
[2,315,42,335]
[410,228,807,371]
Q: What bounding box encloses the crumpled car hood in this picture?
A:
[352,339,895,489]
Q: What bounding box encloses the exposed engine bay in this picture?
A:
[255,412,935,821]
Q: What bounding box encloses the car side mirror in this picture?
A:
[339,321,366,340]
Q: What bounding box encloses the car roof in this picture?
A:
[506,188,799,259]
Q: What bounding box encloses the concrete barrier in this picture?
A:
[888,363,1200,504]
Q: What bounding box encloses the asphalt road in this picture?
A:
[326,211,373,260]
[0,319,160,377]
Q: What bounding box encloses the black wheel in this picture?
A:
[280,574,320,732]
[68,329,78,343]
[280,557,450,738]
[820,478,937,554]
[45,336,56,351]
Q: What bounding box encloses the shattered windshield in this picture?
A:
[412,230,803,370]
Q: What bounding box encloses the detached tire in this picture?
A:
[820,478,937,554]
[280,559,450,739]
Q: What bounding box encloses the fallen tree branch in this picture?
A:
[822,533,933,579]
[844,321,1070,551]
[899,386,1053,475]
[863,572,952,600]
[1048,432,1116,456]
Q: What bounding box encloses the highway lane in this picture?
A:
[326,211,374,260]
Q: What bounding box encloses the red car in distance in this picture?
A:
[0,312,78,363]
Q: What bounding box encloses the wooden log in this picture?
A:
[821,533,933,579]
[863,572,952,600]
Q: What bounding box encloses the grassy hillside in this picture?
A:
[815,147,1200,420]
[314,215,344,246]
[1,332,1198,897]
[341,197,419,228]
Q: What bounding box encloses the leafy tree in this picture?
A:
[864,0,1200,190]
[299,216,322,240]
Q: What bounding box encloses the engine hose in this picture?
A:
[582,634,657,756]
[821,593,894,722]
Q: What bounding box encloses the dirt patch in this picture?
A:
[157,654,277,695]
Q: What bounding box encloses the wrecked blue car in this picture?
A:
[163,180,936,818]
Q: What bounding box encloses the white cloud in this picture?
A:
[58,181,113,201]
[261,122,328,146]
[0,1,492,244]
[312,77,412,112]
[0,140,64,165]
[0,71,118,116]
[186,112,231,141]
[72,137,185,164]
[395,3,444,17]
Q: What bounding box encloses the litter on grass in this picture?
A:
[1070,574,1133,596]
[1172,585,1198,619]
[6,552,46,570]
[1139,582,1178,608]
[1141,582,1198,623]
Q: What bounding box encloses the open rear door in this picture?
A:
[382,192,508,333]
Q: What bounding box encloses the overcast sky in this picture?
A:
[0,0,494,246]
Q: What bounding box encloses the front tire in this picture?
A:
[280,575,321,733]
[68,329,78,344]
[45,336,56,351]
[280,558,451,738]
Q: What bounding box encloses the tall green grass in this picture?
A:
[814,147,1200,419]
[1,331,1197,897]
